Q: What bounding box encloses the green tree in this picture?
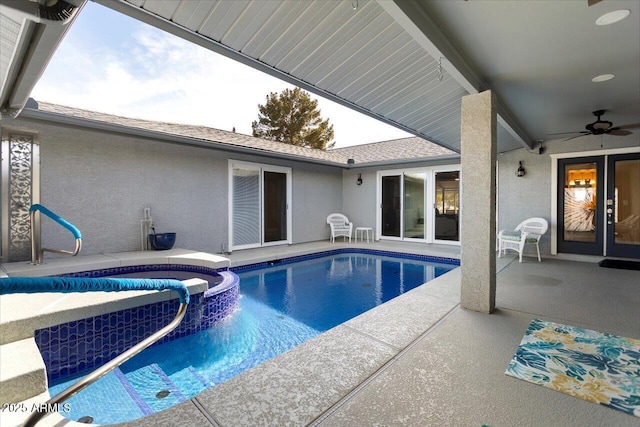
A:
[252,88,335,150]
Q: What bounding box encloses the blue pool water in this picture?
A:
[49,252,456,424]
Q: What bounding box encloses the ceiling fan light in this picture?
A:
[596,9,631,26]
[592,121,611,130]
[592,74,615,82]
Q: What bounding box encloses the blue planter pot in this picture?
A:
[148,233,176,250]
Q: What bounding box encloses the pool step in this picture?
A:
[119,364,188,413]
[168,366,211,396]
[48,367,146,424]
[44,363,212,424]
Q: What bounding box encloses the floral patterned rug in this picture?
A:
[506,318,640,417]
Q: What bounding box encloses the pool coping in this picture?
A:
[0,249,230,346]
[1,244,465,426]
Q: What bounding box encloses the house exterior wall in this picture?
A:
[1,117,342,257]
[497,134,640,257]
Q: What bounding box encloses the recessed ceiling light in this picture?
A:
[596,9,630,26]
[592,74,615,82]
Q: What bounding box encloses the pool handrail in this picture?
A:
[0,277,189,427]
[29,204,83,264]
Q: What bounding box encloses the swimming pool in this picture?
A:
[47,251,457,424]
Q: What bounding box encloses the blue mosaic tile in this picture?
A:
[35,266,240,382]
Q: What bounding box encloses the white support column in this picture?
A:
[460,90,497,313]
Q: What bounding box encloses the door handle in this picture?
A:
[607,208,613,225]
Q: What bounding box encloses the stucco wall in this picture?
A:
[497,134,640,257]
[342,168,378,231]
[2,118,343,257]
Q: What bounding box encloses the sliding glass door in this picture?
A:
[230,161,291,250]
[434,171,460,242]
[378,167,459,244]
[381,175,401,238]
[404,172,426,239]
[231,165,261,248]
[263,171,288,243]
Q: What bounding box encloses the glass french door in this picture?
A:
[558,157,604,255]
[230,161,291,250]
[558,153,640,259]
[607,153,640,258]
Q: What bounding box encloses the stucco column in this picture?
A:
[460,90,496,313]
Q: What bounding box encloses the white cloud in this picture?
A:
[31,6,410,148]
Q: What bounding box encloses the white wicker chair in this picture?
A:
[498,217,549,262]
[327,213,353,243]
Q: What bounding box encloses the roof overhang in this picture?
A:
[0,0,85,117]
[94,0,533,153]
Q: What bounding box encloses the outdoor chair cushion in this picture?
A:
[500,231,538,243]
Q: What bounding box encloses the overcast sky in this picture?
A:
[31,2,410,148]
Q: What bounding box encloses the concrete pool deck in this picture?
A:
[1,242,638,426]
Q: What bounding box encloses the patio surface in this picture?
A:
[2,241,638,426]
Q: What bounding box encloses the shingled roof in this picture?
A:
[331,137,456,165]
[26,101,458,167]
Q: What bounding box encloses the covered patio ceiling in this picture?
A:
[2,0,638,154]
[96,0,529,153]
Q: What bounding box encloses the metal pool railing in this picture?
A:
[29,204,82,265]
[0,276,190,427]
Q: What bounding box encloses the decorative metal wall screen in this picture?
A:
[1,130,39,262]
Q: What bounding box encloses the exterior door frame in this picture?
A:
[550,146,640,256]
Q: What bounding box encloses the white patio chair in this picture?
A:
[327,213,353,243]
[498,217,549,262]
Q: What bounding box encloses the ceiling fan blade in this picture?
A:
[588,0,602,6]
[564,133,592,141]
[607,130,632,136]
[548,131,589,136]
[617,123,640,129]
